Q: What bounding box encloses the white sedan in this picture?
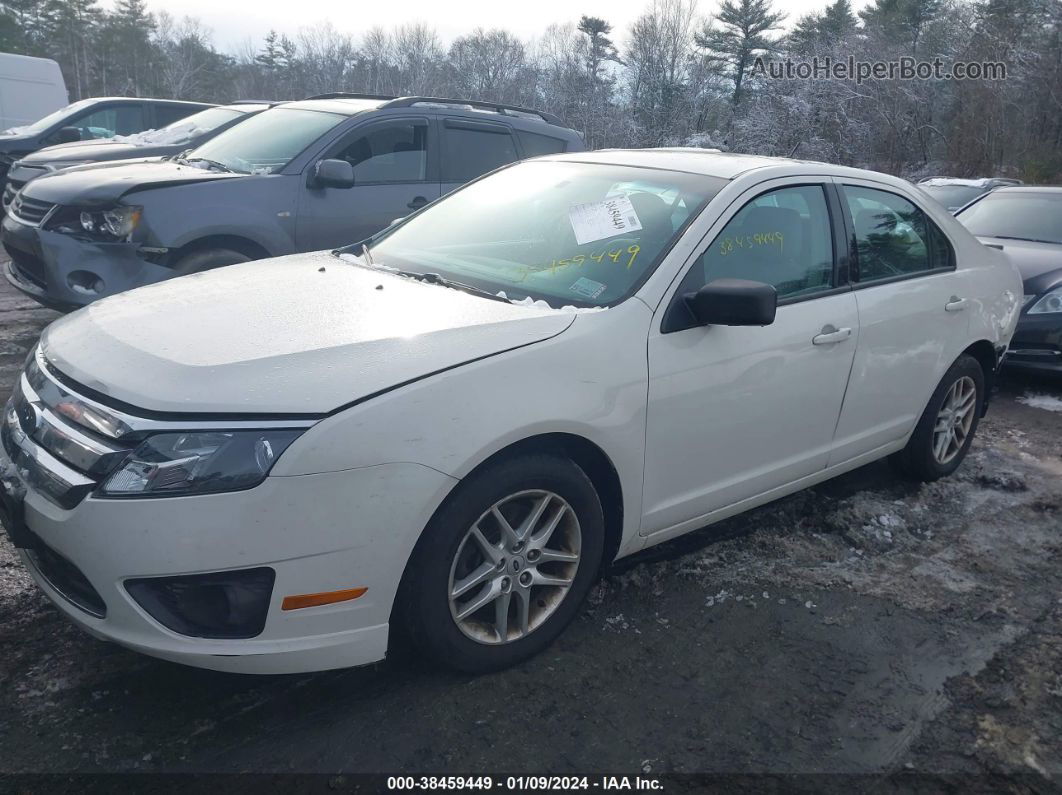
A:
[0,150,1021,674]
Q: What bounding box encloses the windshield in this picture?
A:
[185,108,345,175]
[3,98,96,136]
[355,160,726,308]
[164,107,242,135]
[920,184,986,208]
[957,192,1062,244]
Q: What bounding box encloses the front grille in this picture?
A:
[8,193,55,226]
[25,533,107,618]
[3,180,22,208]
[3,243,47,288]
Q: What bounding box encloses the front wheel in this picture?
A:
[889,354,985,481]
[399,454,604,673]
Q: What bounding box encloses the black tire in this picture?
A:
[889,354,985,482]
[171,248,252,276]
[398,453,605,673]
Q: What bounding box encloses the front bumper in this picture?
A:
[1,212,176,310]
[1004,313,1062,374]
[0,421,457,674]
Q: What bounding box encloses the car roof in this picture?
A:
[987,186,1062,195]
[222,103,272,114]
[540,148,910,185]
[267,96,576,133]
[919,177,992,187]
[279,98,392,116]
[80,97,212,107]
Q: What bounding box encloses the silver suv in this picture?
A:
[1,94,584,310]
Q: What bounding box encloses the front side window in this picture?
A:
[356,160,726,307]
[62,104,146,140]
[843,186,952,281]
[188,108,346,175]
[678,185,835,301]
[332,122,428,183]
[442,124,519,182]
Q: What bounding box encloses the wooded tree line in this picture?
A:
[1,0,1060,180]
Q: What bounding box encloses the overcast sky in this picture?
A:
[119,0,867,53]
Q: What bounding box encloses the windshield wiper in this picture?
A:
[181,156,238,174]
[985,235,1060,245]
[397,270,509,303]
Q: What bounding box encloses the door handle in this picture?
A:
[945,296,968,312]
[812,326,852,345]
[406,196,428,210]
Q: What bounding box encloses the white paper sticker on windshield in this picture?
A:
[568,196,642,245]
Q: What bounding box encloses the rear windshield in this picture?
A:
[185,108,345,175]
[957,192,1062,244]
[4,99,96,135]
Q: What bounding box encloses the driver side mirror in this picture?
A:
[684,278,777,327]
[310,159,354,189]
[56,126,82,144]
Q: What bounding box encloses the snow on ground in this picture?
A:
[1017,391,1062,412]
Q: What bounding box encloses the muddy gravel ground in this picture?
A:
[0,271,1059,789]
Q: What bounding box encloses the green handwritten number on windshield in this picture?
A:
[627,244,640,269]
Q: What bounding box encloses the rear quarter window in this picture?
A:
[516,130,570,157]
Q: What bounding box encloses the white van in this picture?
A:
[0,53,67,133]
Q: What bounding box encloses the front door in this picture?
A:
[642,182,859,535]
[296,116,440,251]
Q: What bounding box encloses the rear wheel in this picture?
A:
[171,248,252,276]
[889,354,984,481]
[400,454,604,673]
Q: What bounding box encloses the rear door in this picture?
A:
[827,179,973,465]
[439,118,521,197]
[295,115,440,250]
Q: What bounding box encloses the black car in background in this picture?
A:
[2,103,273,210]
[0,96,213,194]
[957,186,1062,374]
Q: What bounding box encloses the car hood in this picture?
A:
[40,252,576,415]
[22,159,244,206]
[20,140,185,165]
[977,236,1062,282]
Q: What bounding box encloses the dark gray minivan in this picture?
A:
[1,94,584,310]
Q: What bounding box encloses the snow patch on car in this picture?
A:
[111,123,202,147]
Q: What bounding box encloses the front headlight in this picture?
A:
[100,430,303,498]
[77,204,142,240]
[1028,286,1062,314]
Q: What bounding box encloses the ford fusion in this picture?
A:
[0,150,1021,674]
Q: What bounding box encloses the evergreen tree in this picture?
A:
[695,0,785,107]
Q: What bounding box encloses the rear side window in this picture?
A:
[155,104,199,127]
[516,130,569,157]
[333,121,429,183]
[442,123,518,182]
[842,186,954,281]
[680,184,835,300]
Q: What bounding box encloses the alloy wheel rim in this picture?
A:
[448,489,581,645]
[932,375,977,464]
